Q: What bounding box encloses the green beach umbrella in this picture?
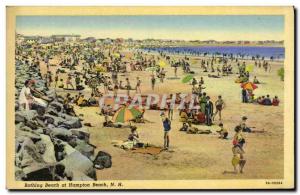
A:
[112,106,143,123]
[181,74,194,84]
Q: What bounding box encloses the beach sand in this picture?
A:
[43,49,284,180]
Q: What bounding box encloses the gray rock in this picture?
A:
[70,128,90,141]
[15,110,38,123]
[74,140,95,159]
[50,127,72,141]
[16,129,41,143]
[39,134,56,164]
[60,150,96,180]
[60,118,82,129]
[49,101,63,112]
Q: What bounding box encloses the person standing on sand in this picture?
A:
[213,95,225,121]
[113,83,119,98]
[161,112,171,150]
[151,74,156,91]
[54,73,59,88]
[66,76,74,90]
[136,77,142,94]
[232,126,246,174]
[204,96,214,126]
[125,78,131,97]
[174,66,178,77]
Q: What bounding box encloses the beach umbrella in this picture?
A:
[181,74,194,84]
[113,53,120,58]
[241,82,258,90]
[245,64,254,73]
[112,106,143,123]
[158,60,167,68]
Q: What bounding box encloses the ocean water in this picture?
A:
[144,46,285,60]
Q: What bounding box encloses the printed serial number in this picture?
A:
[266,181,283,185]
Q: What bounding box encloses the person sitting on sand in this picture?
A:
[191,78,197,87]
[58,79,64,88]
[232,126,246,174]
[88,93,97,106]
[240,116,252,133]
[127,126,142,147]
[272,96,280,106]
[179,122,189,131]
[77,95,88,107]
[216,123,228,139]
[263,95,272,106]
[253,76,260,84]
[179,110,189,122]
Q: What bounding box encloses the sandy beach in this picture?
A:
[40,48,284,180]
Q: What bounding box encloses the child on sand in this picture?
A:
[216,123,228,139]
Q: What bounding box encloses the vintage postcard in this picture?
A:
[6,6,295,190]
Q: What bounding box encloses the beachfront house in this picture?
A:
[51,35,81,42]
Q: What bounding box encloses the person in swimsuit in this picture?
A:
[213,95,225,121]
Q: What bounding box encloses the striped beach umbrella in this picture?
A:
[112,106,143,123]
[241,82,258,90]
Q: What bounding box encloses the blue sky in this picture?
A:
[16,15,284,41]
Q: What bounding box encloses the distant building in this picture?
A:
[23,36,41,44]
[51,35,81,42]
[83,37,96,43]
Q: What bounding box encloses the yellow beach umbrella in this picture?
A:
[245,64,254,72]
[158,60,167,68]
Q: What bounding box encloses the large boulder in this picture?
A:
[39,134,56,164]
[70,128,90,141]
[50,127,72,142]
[74,140,95,159]
[60,118,82,129]
[15,110,38,123]
[93,151,112,170]
[60,150,96,180]
[49,101,64,112]
[15,129,41,143]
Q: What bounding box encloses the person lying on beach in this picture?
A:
[208,74,221,78]
[186,123,212,134]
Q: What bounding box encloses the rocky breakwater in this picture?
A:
[14,59,111,181]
